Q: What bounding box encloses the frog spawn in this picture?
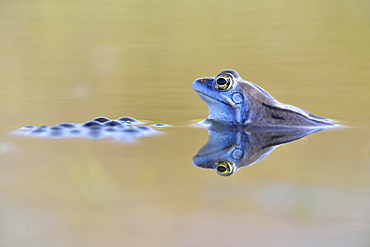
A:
[13,117,165,143]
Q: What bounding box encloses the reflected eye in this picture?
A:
[214,75,233,91]
[215,160,234,176]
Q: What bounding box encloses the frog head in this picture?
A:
[192,69,250,125]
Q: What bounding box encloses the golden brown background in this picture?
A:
[0,1,369,246]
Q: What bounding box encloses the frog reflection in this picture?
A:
[192,124,324,176]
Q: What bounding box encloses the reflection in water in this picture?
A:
[193,124,327,176]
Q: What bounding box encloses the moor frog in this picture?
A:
[193,69,336,127]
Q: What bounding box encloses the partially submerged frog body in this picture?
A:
[12,117,165,142]
[193,69,336,127]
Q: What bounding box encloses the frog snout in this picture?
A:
[192,77,213,91]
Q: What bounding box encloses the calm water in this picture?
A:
[0,1,369,246]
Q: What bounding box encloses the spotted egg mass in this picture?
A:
[12,116,166,142]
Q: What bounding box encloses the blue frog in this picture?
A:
[193,69,336,127]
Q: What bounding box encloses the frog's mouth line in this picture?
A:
[195,91,231,106]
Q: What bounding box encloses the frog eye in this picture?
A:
[215,160,234,176]
[214,75,233,91]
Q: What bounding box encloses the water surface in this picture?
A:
[0,1,369,246]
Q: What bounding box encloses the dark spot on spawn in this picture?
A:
[88,125,103,130]
[122,129,139,133]
[152,123,166,128]
[82,121,102,127]
[105,127,117,132]
[138,126,151,131]
[31,127,47,133]
[58,123,77,128]
[23,126,36,129]
[89,130,102,138]
[50,127,63,131]
[93,117,111,123]
[49,130,64,137]
[271,113,285,120]
[69,129,81,134]
[104,120,122,126]
[115,125,127,129]
[118,117,138,124]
